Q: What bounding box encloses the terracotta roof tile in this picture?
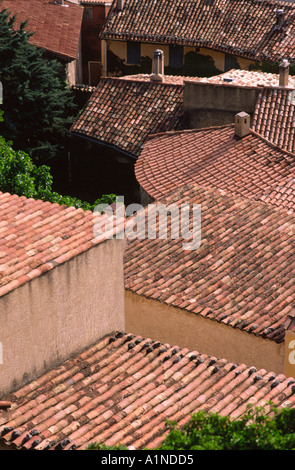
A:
[124,184,295,343]
[1,331,295,450]
[252,87,295,153]
[101,0,295,63]
[135,126,295,212]
[187,68,295,89]
[0,192,124,297]
[1,0,83,60]
[70,77,185,156]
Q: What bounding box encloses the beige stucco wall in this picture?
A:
[105,40,255,76]
[125,290,286,376]
[0,238,125,397]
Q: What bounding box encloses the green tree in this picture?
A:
[0,8,77,163]
[0,122,117,211]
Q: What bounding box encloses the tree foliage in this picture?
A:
[0,8,77,163]
[156,405,295,450]
[0,124,116,211]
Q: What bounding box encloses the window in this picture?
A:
[169,45,184,69]
[224,53,239,72]
[88,61,101,86]
[127,42,141,65]
[83,7,93,21]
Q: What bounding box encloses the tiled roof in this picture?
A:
[101,0,295,63]
[1,0,83,60]
[124,184,295,343]
[1,331,295,450]
[188,68,295,89]
[258,178,295,211]
[0,191,123,298]
[135,125,295,212]
[252,87,295,153]
[70,77,185,157]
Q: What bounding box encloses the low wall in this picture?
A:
[184,81,261,129]
[0,238,125,397]
[125,290,285,375]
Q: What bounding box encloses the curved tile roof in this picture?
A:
[135,126,295,212]
[124,184,295,343]
[1,331,295,450]
[101,0,295,63]
[0,192,123,298]
[252,87,295,154]
[1,0,83,60]
[70,77,185,157]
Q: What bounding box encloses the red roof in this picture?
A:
[101,0,295,63]
[124,184,295,343]
[135,125,295,212]
[0,191,123,298]
[70,77,185,157]
[252,87,295,154]
[1,331,295,450]
[1,0,83,60]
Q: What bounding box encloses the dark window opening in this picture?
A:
[169,45,184,69]
[127,42,141,65]
[224,53,239,72]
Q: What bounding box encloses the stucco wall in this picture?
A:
[0,238,125,397]
[183,81,261,129]
[105,41,255,77]
[125,290,286,375]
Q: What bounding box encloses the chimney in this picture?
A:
[279,58,290,87]
[235,112,250,138]
[150,49,164,82]
[275,9,285,28]
[117,0,125,10]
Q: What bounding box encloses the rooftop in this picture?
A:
[252,86,295,153]
[1,331,295,450]
[188,68,295,89]
[135,125,295,212]
[0,191,123,298]
[101,0,295,63]
[70,76,185,157]
[0,0,83,60]
[124,184,295,343]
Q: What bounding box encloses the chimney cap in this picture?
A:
[280,58,290,68]
[235,111,250,138]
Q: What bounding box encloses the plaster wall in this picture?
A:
[125,290,285,375]
[0,238,125,397]
[183,81,261,128]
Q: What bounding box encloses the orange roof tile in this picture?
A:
[187,68,295,89]
[135,126,295,212]
[1,331,295,450]
[124,184,295,343]
[0,192,123,297]
[101,0,295,64]
[1,0,83,60]
[70,77,185,157]
[252,87,295,153]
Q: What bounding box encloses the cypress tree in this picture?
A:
[0,8,77,164]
